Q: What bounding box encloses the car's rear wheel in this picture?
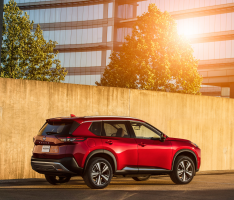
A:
[45,175,71,185]
[83,157,113,189]
[132,175,151,181]
[170,156,195,184]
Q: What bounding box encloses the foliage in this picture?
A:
[0,0,67,82]
[96,4,202,94]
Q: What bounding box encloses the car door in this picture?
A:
[130,121,172,170]
[101,121,138,171]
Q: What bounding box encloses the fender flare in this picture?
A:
[171,149,198,171]
[84,149,117,172]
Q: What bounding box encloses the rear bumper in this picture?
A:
[31,157,83,176]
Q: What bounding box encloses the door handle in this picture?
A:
[138,142,146,147]
[105,140,113,145]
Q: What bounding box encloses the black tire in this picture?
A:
[45,175,71,185]
[83,157,113,189]
[132,175,151,181]
[170,156,195,184]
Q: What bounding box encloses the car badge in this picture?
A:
[43,136,46,141]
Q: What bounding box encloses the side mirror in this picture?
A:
[160,134,167,142]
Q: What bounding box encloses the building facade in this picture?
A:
[2,0,234,97]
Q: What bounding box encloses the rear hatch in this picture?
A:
[33,120,80,159]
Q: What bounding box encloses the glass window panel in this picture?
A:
[50,8,56,23]
[81,52,87,67]
[34,10,40,24]
[88,5,94,21]
[77,29,82,44]
[159,0,165,11]
[82,29,88,44]
[165,0,170,11]
[215,14,221,32]
[39,9,45,24]
[194,0,199,8]
[174,0,179,11]
[83,6,88,21]
[60,7,66,23]
[232,13,234,30]
[220,0,227,4]
[55,7,61,23]
[70,53,76,68]
[86,52,92,67]
[215,41,220,59]
[198,43,204,60]
[169,0,175,12]
[227,0,233,3]
[204,43,209,60]
[78,6,83,21]
[54,30,60,45]
[85,75,91,85]
[198,16,204,34]
[189,0,195,9]
[88,28,93,43]
[232,40,234,58]
[220,14,226,31]
[216,0,221,5]
[210,0,216,6]
[184,0,189,9]
[64,53,70,67]
[76,52,81,67]
[71,7,78,21]
[200,0,205,7]
[94,5,99,20]
[209,42,215,60]
[204,16,209,33]
[226,40,232,58]
[65,29,71,44]
[99,4,103,19]
[80,75,86,85]
[71,29,77,44]
[98,28,103,43]
[108,3,113,18]
[178,0,183,10]
[107,26,112,42]
[227,13,232,31]
[205,0,210,6]
[97,51,102,66]
[220,41,226,59]
[106,50,112,66]
[209,15,215,33]
[91,51,97,66]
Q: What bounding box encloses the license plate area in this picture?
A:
[42,145,50,152]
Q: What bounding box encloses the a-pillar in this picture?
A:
[230,83,234,98]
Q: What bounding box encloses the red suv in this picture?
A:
[31,115,201,189]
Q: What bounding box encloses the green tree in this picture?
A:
[0,0,67,82]
[97,4,202,94]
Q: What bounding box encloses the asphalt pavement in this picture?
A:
[0,171,234,200]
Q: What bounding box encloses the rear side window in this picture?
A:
[89,122,102,136]
[102,121,130,138]
[38,121,80,136]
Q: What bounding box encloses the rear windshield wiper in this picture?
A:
[46,131,58,135]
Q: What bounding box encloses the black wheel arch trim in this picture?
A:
[84,149,117,172]
[171,149,198,171]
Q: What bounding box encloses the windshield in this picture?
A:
[38,121,80,136]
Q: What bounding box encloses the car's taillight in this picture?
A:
[56,137,86,142]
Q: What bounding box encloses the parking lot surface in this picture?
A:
[0,171,234,200]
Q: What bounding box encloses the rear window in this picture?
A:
[38,121,80,136]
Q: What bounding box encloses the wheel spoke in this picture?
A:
[186,171,192,177]
[92,172,99,178]
[178,170,183,175]
[186,162,191,170]
[182,172,186,181]
[96,163,101,172]
[101,175,109,182]
[180,161,185,170]
[97,175,101,185]
[102,164,109,173]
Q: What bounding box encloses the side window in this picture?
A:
[130,122,160,139]
[89,122,102,136]
[103,121,130,138]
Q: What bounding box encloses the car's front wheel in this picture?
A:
[45,175,71,185]
[83,157,113,189]
[170,156,195,184]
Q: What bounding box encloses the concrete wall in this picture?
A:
[0,78,234,180]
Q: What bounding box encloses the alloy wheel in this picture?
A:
[91,162,110,186]
[177,160,193,182]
